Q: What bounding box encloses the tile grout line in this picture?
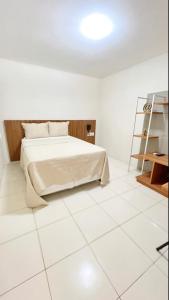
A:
[86,179,166,222]
[119,262,158,298]
[75,190,167,296]
[98,203,142,229]
[65,202,97,216]
[119,240,168,297]
[0,169,165,216]
[63,200,121,299]
[96,193,169,282]
[45,244,87,271]
[89,211,163,298]
[0,199,98,247]
[120,192,163,213]
[0,270,45,297]
[0,190,165,293]
[0,186,165,247]
[85,185,168,235]
[0,190,166,261]
[32,212,71,230]
[0,229,36,246]
[0,166,167,297]
[0,245,88,297]
[32,209,53,300]
[97,203,162,264]
[0,199,126,248]
[120,225,161,264]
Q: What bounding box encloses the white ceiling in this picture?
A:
[0,0,168,77]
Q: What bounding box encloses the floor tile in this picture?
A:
[144,203,168,232]
[101,196,139,225]
[63,190,95,214]
[108,157,128,171]
[3,163,24,178]
[34,199,70,228]
[128,170,141,177]
[109,167,128,181]
[47,247,118,300]
[91,228,151,295]
[0,272,51,300]
[2,171,25,184]
[155,251,168,277]
[122,214,168,261]
[121,189,159,211]
[121,266,168,300]
[38,217,86,267]
[109,179,134,195]
[0,160,167,299]
[87,185,116,203]
[0,178,26,198]
[138,186,166,202]
[0,192,27,215]
[160,198,168,207]
[0,232,44,295]
[0,208,35,244]
[1,173,26,185]
[74,206,117,242]
[122,175,142,188]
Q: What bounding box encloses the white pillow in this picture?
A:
[49,121,69,137]
[22,122,49,139]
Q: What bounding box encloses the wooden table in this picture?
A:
[136,154,169,198]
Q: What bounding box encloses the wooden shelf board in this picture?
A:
[155,102,168,105]
[136,172,168,197]
[136,112,163,115]
[134,134,159,139]
[131,154,149,160]
[143,154,169,167]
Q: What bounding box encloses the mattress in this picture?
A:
[21,136,110,208]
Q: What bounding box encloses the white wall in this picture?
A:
[0,54,168,164]
[99,53,168,163]
[0,59,100,161]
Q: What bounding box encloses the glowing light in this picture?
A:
[80,13,113,40]
[79,263,96,288]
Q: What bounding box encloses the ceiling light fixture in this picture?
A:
[80,13,113,40]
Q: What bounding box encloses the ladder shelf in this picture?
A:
[128,94,168,173]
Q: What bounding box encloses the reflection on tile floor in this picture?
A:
[0,158,168,299]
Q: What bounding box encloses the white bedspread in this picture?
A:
[21,136,110,208]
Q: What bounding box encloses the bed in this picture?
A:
[20,136,110,207]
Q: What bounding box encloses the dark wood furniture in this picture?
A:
[4,120,96,161]
[136,154,169,198]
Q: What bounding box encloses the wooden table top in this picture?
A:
[144,154,169,167]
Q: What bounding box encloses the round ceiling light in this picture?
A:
[80,13,113,40]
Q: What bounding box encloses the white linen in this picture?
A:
[21,136,110,208]
[22,122,49,139]
[48,121,69,137]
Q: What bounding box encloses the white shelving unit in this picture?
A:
[128,94,168,172]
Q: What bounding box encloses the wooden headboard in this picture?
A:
[4,120,96,161]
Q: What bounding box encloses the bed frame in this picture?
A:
[4,120,96,161]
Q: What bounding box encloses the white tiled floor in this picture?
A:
[101,195,139,225]
[0,272,51,300]
[155,251,168,277]
[47,247,118,300]
[38,217,86,267]
[122,214,168,261]
[0,159,168,299]
[121,265,168,300]
[74,205,117,242]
